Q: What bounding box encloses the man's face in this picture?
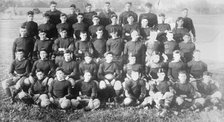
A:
[84,72,92,82]
[203,75,211,84]
[96,30,103,38]
[50,4,57,11]
[69,7,76,14]
[178,73,187,84]
[166,32,173,41]
[80,33,87,41]
[92,17,100,25]
[77,15,83,22]
[131,30,139,41]
[84,56,92,64]
[105,54,113,63]
[183,35,191,42]
[40,51,48,59]
[144,6,152,12]
[16,52,24,60]
[157,72,166,81]
[177,19,184,26]
[111,17,117,23]
[141,19,148,27]
[182,10,188,17]
[56,70,65,81]
[173,53,181,61]
[60,16,67,23]
[86,6,92,12]
[104,3,110,11]
[36,72,44,80]
[125,4,131,11]
[60,30,67,38]
[110,32,117,38]
[127,16,134,24]
[158,16,165,23]
[64,53,72,62]
[20,28,27,37]
[39,32,46,40]
[27,14,34,21]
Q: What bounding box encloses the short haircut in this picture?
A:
[84,52,93,57]
[16,49,25,53]
[70,4,76,8]
[84,70,92,75]
[64,49,72,54]
[110,27,118,33]
[56,67,64,73]
[80,30,87,34]
[176,17,184,22]
[96,26,104,32]
[85,3,92,7]
[38,29,47,34]
[60,13,67,17]
[159,13,165,17]
[20,24,27,29]
[127,14,134,18]
[59,27,68,32]
[39,48,48,53]
[145,2,152,7]
[36,69,44,73]
[104,51,113,57]
[110,14,117,18]
[157,68,166,73]
[50,1,57,5]
[130,29,140,34]
[92,15,99,19]
[178,70,187,75]
[27,11,34,15]
[182,8,188,11]
[128,53,137,58]
[173,50,180,54]
[125,2,132,5]
[77,13,84,16]
[105,2,110,5]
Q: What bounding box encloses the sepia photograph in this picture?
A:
[0,0,224,121]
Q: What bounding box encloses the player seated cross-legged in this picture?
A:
[97,52,123,107]
[70,71,100,111]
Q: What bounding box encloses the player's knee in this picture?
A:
[23,78,31,86]
[71,99,80,108]
[60,99,71,109]
[176,97,184,105]
[18,91,28,99]
[211,91,222,100]
[195,98,205,106]
[99,80,106,89]
[92,99,100,109]
[113,81,122,90]
[68,78,75,86]
[2,79,10,89]
[28,76,35,84]
[123,98,133,106]
[47,78,54,87]
[40,99,51,108]
[39,94,48,101]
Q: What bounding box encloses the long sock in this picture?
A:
[5,88,12,97]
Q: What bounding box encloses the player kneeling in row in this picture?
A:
[29,69,51,107]
[2,49,31,103]
[70,71,100,111]
[49,68,72,109]
[191,71,222,111]
[123,70,146,106]
[139,69,174,117]
[97,52,123,106]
